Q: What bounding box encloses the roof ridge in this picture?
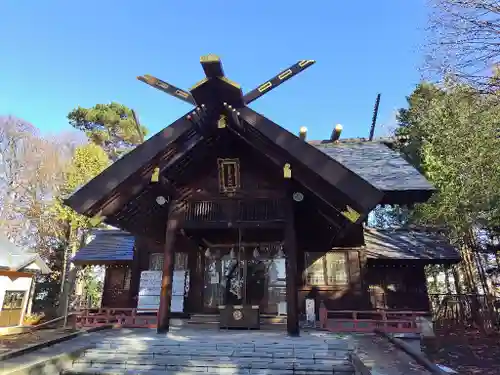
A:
[365,226,447,234]
[308,136,398,145]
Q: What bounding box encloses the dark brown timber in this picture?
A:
[157,208,180,333]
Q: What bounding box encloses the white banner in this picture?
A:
[171,296,184,313]
[305,299,315,322]
[137,270,187,312]
[278,301,287,316]
[139,271,162,288]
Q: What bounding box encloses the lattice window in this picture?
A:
[149,252,188,271]
[149,253,164,271]
[325,253,348,284]
[107,268,132,290]
[304,252,348,286]
[2,291,26,309]
[305,254,326,285]
[123,269,132,290]
[174,253,188,271]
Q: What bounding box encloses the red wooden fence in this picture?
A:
[319,306,427,334]
[75,308,158,328]
[76,306,427,333]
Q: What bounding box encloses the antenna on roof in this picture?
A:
[131,109,145,143]
[368,93,381,141]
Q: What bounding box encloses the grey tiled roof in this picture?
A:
[363,228,460,261]
[0,234,51,273]
[72,231,135,264]
[311,140,434,192]
[73,228,458,263]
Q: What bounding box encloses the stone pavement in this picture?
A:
[64,327,355,374]
[348,334,431,375]
[0,328,79,356]
[0,330,112,374]
[0,327,440,375]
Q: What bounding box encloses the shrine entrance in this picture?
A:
[197,228,286,315]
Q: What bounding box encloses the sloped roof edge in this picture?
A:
[0,234,51,274]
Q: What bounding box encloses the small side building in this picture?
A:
[0,235,51,327]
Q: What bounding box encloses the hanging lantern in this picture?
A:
[277,244,284,258]
[229,248,236,259]
[204,248,211,258]
[253,247,260,258]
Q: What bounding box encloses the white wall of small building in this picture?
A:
[0,264,39,326]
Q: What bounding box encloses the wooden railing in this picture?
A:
[319,306,426,334]
[75,308,158,328]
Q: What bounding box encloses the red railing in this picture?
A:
[75,308,158,328]
[319,306,427,334]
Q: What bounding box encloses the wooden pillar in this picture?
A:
[128,243,142,308]
[284,199,300,336]
[157,211,180,333]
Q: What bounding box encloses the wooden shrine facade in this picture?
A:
[65,55,460,335]
[74,226,459,320]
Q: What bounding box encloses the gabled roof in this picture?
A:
[72,230,135,265]
[0,235,51,274]
[64,114,384,227]
[363,228,460,262]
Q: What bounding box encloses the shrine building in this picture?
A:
[65,55,460,335]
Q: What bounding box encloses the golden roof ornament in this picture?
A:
[283,163,292,179]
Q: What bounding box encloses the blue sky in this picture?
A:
[0,0,427,141]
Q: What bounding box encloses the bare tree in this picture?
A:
[424,0,500,92]
[0,116,73,245]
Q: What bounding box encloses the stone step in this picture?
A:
[65,359,354,374]
[73,355,352,369]
[65,365,354,375]
[92,342,351,350]
[93,339,351,351]
[86,349,351,361]
[81,349,351,361]
[187,314,288,326]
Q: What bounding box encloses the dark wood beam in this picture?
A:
[200,54,225,78]
[93,133,204,218]
[190,76,244,110]
[284,191,299,336]
[64,114,198,215]
[224,125,358,230]
[137,75,196,105]
[157,208,180,333]
[243,60,315,105]
[237,107,383,215]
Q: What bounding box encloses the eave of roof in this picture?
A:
[0,235,51,274]
[309,138,435,204]
[363,228,460,262]
[64,111,196,215]
[72,231,135,265]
